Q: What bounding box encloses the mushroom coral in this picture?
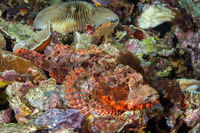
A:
[34,1,119,33]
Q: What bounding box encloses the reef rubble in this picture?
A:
[0,0,200,132]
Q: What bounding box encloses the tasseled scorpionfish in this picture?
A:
[14,44,159,116]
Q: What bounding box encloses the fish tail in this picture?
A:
[14,48,47,71]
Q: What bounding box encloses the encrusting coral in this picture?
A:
[0,18,35,43]
[136,4,175,29]
[0,33,6,50]
[14,44,159,116]
[33,1,119,33]
[5,78,64,125]
[34,108,84,130]
[13,21,52,52]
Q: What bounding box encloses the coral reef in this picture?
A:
[73,31,94,50]
[109,0,134,23]
[125,38,157,57]
[1,0,200,132]
[189,123,200,133]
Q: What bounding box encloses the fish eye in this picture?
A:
[126,78,129,82]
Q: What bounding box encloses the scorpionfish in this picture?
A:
[14,44,159,116]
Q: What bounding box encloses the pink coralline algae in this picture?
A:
[34,108,84,130]
[1,70,21,82]
[14,44,159,116]
[183,109,200,127]
[175,28,200,77]
[0,108,12,124]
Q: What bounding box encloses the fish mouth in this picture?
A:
[127,93,160,110]
[143,93,160,103]
[110,18,119,23]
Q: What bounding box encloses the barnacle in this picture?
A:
[33,1,119,33]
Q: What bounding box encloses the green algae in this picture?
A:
[0,18,35,42]
[142,36,157,54]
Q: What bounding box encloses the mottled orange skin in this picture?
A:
[65,67,158,116]
[14,44,159,116]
